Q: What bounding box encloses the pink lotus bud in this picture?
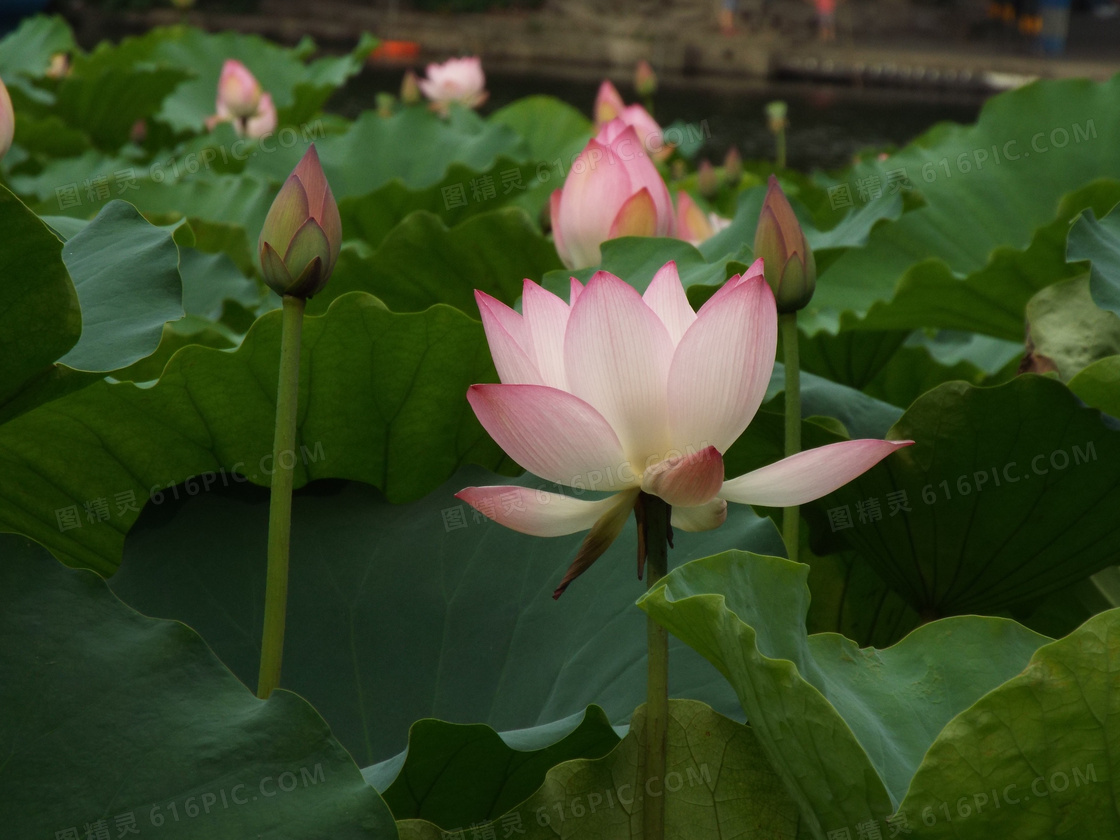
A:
[258,145,342,299]
[594,80,625,125]
[418,57,488,114]
[244,93,277,139]
[400,70,422,105]
[675,191,730,246]
[549,119,675,269]
[0,77,13,162]
[697,159,719,199]
[723,146,742,186]
[217,59,262,120]
[754,175,816,313]
[634,60,657,97]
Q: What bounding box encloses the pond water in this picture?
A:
[334,68,990,171]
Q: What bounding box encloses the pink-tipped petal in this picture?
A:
[642,260,695,346]
[671,499,728,533]
[594,79,626,125]
[641,445,724,507]
[554,488,641,598]
[569,277,584,307]
[608,188,659,239]
[550,189,572,268]
[564,271,674,464]
[719,439,915,507]
[668,273,778,453]
[554,138,638,269]
[699,257,765,315]
[521,280,572,390]
[674,191,715,245]
[456,486,631,537]
[467,384,630,491]
[475,291,542,385]
[602,125,675,236]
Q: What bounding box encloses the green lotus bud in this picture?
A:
[723,146,742,187]
[258,144,342,299]
[754,175,816,313]
[765,100,788,134]
[400,69,422,105]
[697,159,719,199]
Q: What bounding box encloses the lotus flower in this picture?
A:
[550,118,675,270]
[754,175,816,312]
[675,191,730,246]
[217,59,262,119]
[0,76,13,162]
[593,80,670,160]
[258,144,341,299]
[418,57,488,113]
[244,92,277,139]
[634,60,657,97]
[457,262,912,597]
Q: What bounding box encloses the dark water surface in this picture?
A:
[334,67,990,171]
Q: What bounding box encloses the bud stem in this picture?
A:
[775,126,787,170]
[257,294,306,699]
[780,312,801,564]
[641,492,670,840]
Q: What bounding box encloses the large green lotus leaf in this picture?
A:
[0,292,509,573]
[808,71,1120,337]
[396,700,810,840]
[0,533,398,839]
[99,26,373,132]
[895,607,1120,838]
[0,185,79,408]
[57,201,184,371]
[804,549,919,648]
[10,112,91,158]
[308,208,562,316]
[805,376,1120,617]
[0,14,76,93]
[372,706,621,826]
[1022,276,1120,380]
[638,551,1050,837]
[109,467,784,766]
[1067,204,1120,317]
[4,148,138,209]
[1069,355,1120,418]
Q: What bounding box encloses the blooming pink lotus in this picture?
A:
[418,57,488,113]
[457,262,912,597]
[244,92,277,139]
[0,76,13,162]
[550,118,675,270]
[217,59,262,119]
[594,80,670,160]
[675,191,730,246]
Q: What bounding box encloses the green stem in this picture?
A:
[257,294,305,699]
[776,127,787,170]
[780,311,801,565]
[642,493,670,840]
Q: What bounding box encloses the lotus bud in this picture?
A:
[400,70,422,105]
[723,146,742,186]
[675,191,730,246]
[245,93,277,139]
[634,60,657,97]
[765,100,788,134]
[670,159,687,181]
[258,145,342,299]
[217,59,262,120]
[697,159,719,199]
[594,79,625,125]
[754,176,816,313]
[0,77,13,162]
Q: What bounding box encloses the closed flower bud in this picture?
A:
[217,59,262,119]
[258,145,342,299]
[634,59,657,97]
[723,146,742,186]
[400,69,422,105]
[697,159,719,199]
[753,175,816,313]
[765,100,788,134]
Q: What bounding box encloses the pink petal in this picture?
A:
[668,273,777,454]
[641,445,724,507]
[564,271,674,465]
[674,191,714,246]
[521,280,571,390]
[569,277,584,307]
[642,260,695,347]
[475,291,542,385]
[671,499,728,533]
[554,138,636,269]
[602,125,675,236]
[719,439,915,507]
[699,257,765,315]
[608,188,659,240]
[550,189,571,268]
[594,79,625,125]
[456,486,633,537]
[467,384,631,490]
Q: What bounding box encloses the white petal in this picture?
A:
[642,261,696,347]
[668,273,777,454]
[671,499,728,532]
[456,486,632,537]
[475,290,541,385]
[640,446,724,507]
[719,440,915,507]
[521,280,571,390]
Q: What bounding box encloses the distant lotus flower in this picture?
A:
[457,263,912,597]
[0,77,12,162]
[258,144,342,299]
[217,59,262,119]
[723,146,743,186]
[754,175,816,313]
[634,60,658,97]
[593,80,670,160]
[549,118,675,269]
[418,57,488,113]
[675,191,730,245]
[244,92,277,139]
[696,159,719,199]
[400,69,422,105]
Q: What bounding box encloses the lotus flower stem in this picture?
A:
[780,311,801,564]
[257,294,305,699]
[775,129,787,171]
[642,492,670,840]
